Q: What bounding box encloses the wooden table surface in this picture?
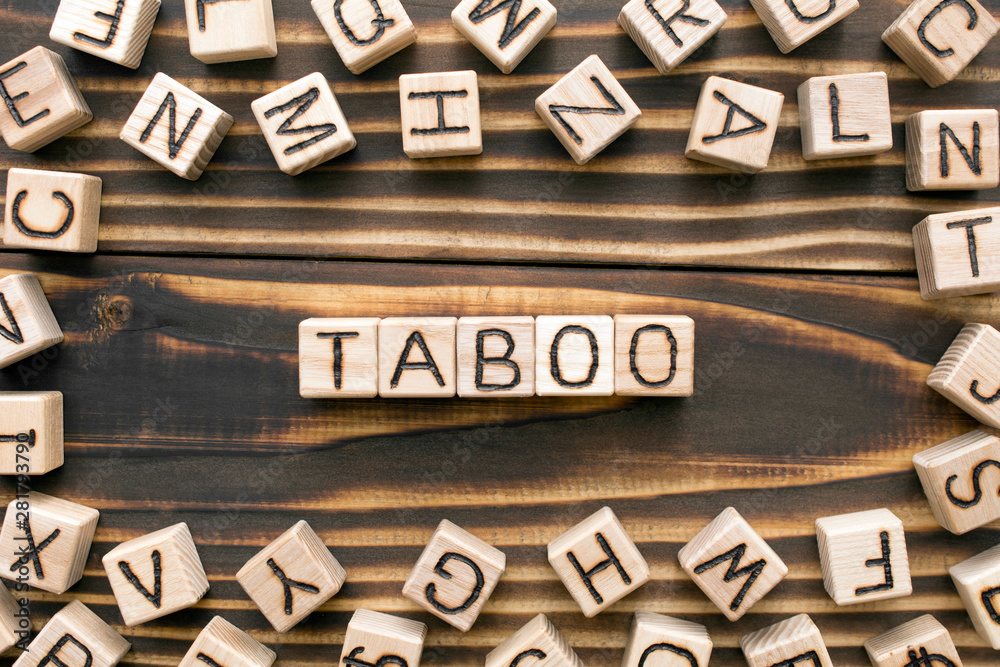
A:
[2,0,1000,665]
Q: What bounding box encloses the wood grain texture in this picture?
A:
[1,0,999,269]
[0,256,997,664]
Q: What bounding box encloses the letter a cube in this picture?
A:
[547,506,650,617]
[402,519,506,631]
[13,600,130,667]
[236,520,346,632]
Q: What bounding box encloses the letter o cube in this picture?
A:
[402,519,506,631]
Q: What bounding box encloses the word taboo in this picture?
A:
[299,314,694,398]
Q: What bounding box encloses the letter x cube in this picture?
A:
[547,506,650,617]
[236,520,346,632]
[402,519,506,631]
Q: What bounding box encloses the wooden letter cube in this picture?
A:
[183,0,276,63]
[950,543,1000,650]
[0,492,99,594]
[0,274,63,371]
[815,508,912,606]
[798,72,893,160]
[236,520,346,632]
[748,0,858,53]
[120,73,234,180]
[686,76,783,174]
[548,506,650,617]
[619,0,727,75]
[313,0,417,74]
[12,600,130,667]
[927,323,1000,428]
[179,616,276,667]
[536,55,641,165]
[400,71,482,159]
[485,613,585,667]
[340,609,427,667]
[402,519,506,631]
[252,72,356,175]
[913,430,1000,534]
[0,47,92,153]
[913,206,1000,299]
[300,317,379,398]
[905,110,1000,190]
[452,0,556,74]
[740,614,833,667]
[4,168,101,253]
[614,315,694,396]
[457,316,535,397]
[883,0,999,88]
[103,522,210,626]
[622,611,712,667]
[0,582,21,653]
[378,317,457,397]
[678,507,787,621]
[50,0,161,69]
[535,315,614,396]
[864,615,963,667]
[0,390,63,475]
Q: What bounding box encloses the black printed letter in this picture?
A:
[139,92,202,160]
[644,0,710,48]
[940,122,981,177]
[335,0,395,46]
[73,0,126,48]
[265,87,338,155]
[629,324,677,388]
[945,216,991,278]
[565,532,631,605]
[548,77,625,145]
[702,91,766,144]
[638,643,699,667]
[38,634,92,667]
[854,531,894,596]
[424,552,485,614]
[11,190,74,239]
[118,550,163,607]
[693,543,766,612]
[918,0,978,58]
[390,331,445,388]
[945,459,1000,507]
[829,83,868,143]
[549,325,598,388]
[784,0,835,23]
[318,331,359,390]
[476,328,520,391]
[469,0,541,49]
[408,91,470,136]
[0,62,50,128]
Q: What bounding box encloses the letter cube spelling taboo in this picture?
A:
[740,614,834,667]
[535,315,615,396]
[748,0,858,54]
[103,523,210,626]
[678,507,787,621]
[619,0,727,75]
[120,73,234,181]
[339,609,427,667]
[622,611,713,667]
[0,390,63,475]
[950,543,1000,650]
[236,520,346,632]
[614,315,694,396]
[913,430,1000,534]
[485,613,585,667]
[0,46,92,153]
[178,616,276,667]
[864,615,964,667]
[906,110,1000,191]
[378,317,457,397]
[0,274,62,369]
[547,506,650,617]
[12,600,130,667]
[815,508,912,606]
[452,0,556,74]
[399,71,482,159]
[402,519,506,631]
[913,207,1000,299]
[535,55,641,165]
[883,0,999,88]
[0,492,99,594]
[797,72,893,160]
[252,72,356,176]
[313,0,417,74]
[50,0,162,69]
[457,316,535,398]
[4,168,102,253]
[299,318,380,398]
[928,323,1000,429]
[183,0,276,63]
[685,76,784,174]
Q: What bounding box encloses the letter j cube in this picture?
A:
[402,519,506,631]
[236,520,346,632]
[547,506,650,617]
[928,323,1000,429]
[815,508,911,606]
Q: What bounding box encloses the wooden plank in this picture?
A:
[0,255,997,665]
[0,0,998,269]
